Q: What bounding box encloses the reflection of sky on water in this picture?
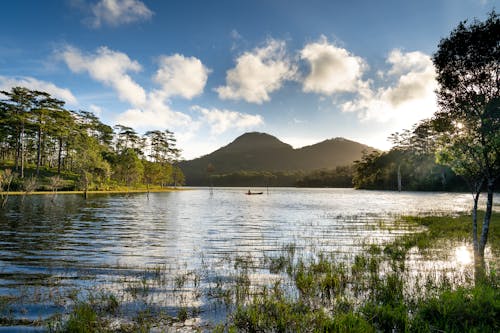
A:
[0,188,497,324]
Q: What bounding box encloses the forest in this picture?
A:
[352,124,468,191]
[0,87,184,195]
[205,166,354,188]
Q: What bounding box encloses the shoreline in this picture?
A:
[0,187,187,196]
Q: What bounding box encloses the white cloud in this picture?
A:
[116,90,193,130]
[386,49,432,76]
[215,39,296,104]
[341,49,437,127]
[154,54,210,99]
[61,46,146,106]
[0,76,78,105]
[90,0,153,28]
[192,105,263,134]
[301,36,367,95]
[89,104,103,116]
[59,45,214,141]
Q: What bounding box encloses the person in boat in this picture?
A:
[247,189,251,195]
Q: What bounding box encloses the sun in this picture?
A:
[454,245,472,265]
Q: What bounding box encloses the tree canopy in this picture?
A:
[432,11,499,260]
[0,86,184,193]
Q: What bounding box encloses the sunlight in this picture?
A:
[454,245,472,265]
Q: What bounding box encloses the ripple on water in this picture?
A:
[0,188,496,327]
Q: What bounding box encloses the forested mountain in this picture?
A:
[179,132,375,185]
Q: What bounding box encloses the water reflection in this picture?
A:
[0,188,497,327]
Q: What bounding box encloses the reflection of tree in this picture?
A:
[207,163,215,195]
[0,169,15,207]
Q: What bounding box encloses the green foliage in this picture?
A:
[112,148,144,186]
[413,284,500,332]
[432,11,499,257]
[220,211,499,332]
[352,148,464,191]
[296,166,353,187]
[196,167,353,187]
[0,86,184,191]
[64,302,99,333]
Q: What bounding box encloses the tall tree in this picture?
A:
[432,11,499,261]
[0,87,34,178]
[52,109,76,174]
[30,91,65,177]
[114,124,143,154]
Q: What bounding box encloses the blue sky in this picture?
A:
[0,0,495,159]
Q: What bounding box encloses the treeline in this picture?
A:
[352,124,466,191]
[202,166,354,187]
[0,87,184,193]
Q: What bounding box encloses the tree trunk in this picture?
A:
[478,178,495,257]
[20,124,25,179]
[440,168,447,189]
[36,126,42,177]
[14,128,20,172]
[472,190,480,256]
[57,137,63,175]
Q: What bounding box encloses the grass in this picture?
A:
[391,212,500,258]
[217,211,500,332]
[2,211,498,332]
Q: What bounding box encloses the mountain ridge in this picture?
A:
[179,132,378,185]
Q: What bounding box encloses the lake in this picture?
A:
[0,188,496,330]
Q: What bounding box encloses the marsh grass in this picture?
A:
[218,212,500,332]
[2,212,497,332]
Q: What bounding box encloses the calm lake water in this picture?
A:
[0,188,497,330]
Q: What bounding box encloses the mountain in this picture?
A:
[178,132,378,185]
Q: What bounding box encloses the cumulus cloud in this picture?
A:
[215,39,296,104]
[341,49,437,127]
[192,105,263,134]
[115,90,193,130]
[89,104,103,116]
[301,36,367,95]
[154,54,210,99]
[60,46,147,106]
[90,0,153,28]
[0,75,78,105]
[60,46,211,135]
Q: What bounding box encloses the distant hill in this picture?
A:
[178,132,378,185]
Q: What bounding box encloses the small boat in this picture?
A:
[245,191,263,195]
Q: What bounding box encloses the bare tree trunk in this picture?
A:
[36,126,42,177]
[479,178,495,257]
[14,128,20,172]
[397,164,402,192]
[57,137,63,175]
[20,124,25,179]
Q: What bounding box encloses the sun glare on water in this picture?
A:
[454,245,473,265]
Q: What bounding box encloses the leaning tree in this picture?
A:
[433,11,499,261]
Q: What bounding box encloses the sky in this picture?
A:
[0,0,496,159]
